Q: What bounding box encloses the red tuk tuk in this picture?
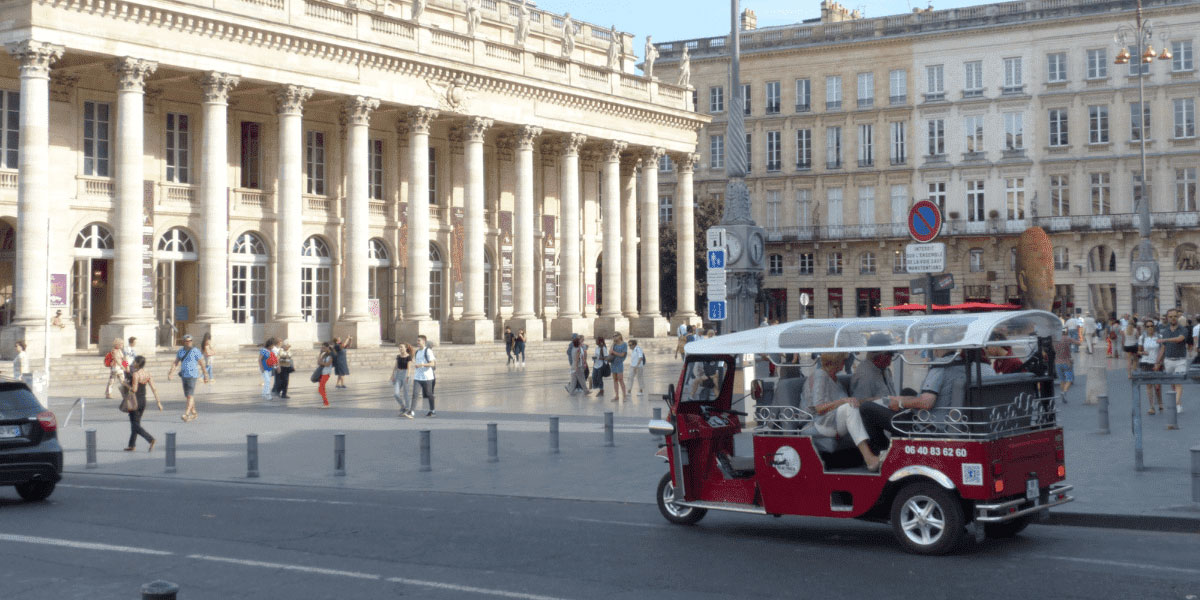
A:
[650,311,1073,554]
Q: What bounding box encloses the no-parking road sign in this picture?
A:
[908,200,943,243]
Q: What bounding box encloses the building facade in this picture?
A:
[655,0,1200,323]
[0,0,708,357]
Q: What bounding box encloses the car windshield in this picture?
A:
[682,358,726,402]
[0,386,41,412]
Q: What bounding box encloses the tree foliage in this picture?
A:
[658,195,724,316]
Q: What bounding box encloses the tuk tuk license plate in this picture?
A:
[1026,479,1039,501]
[0,425,21,438]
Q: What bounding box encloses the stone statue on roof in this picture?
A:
[644,35,659,80]
[514,1,531,46]
[606,25,620,70]
[678,45,691,87]
[411,0,424,22]
[561,13,576,58]
[466,0,482,38]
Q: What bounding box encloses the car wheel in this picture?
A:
[657,472,706,525]
[15,480,55,502]
[889,482,965,555]
[984,516,1031,538]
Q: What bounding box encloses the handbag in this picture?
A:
[310,365,323,383]
[599,362,611,378]
[118,383,138,413]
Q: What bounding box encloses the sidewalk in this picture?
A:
[51,350,1200,531]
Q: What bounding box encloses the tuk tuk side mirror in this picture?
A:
[663,383,675,406]
[648,419,676,437]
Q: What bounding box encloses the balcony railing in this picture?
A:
[857,98,875,109]
[1033,212,1198,233]
[889,95,907,106]
[858,158,874,168]
[795,103,811,113]
[825,100,842,111]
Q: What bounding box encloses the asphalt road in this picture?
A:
[1,474,1198,600]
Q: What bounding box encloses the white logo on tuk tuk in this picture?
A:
[772,446,801,478]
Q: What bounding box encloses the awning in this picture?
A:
[884,302,1023,312]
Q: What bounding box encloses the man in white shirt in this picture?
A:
[1083,313,1096,354]
[412,335,437,417]
[1065,312,1081,351]
[676,323,687,337]
[627,340,646,395]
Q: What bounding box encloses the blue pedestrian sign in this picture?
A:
[707,249,726,270]
[708,300,727,321]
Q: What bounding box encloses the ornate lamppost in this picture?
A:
[1114,0,1172,318]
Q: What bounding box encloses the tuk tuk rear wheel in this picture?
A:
[657,473,706,525]
[889,482,965,555]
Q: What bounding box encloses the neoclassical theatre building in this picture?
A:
[655,0,1200,322]
[0,0,707,357]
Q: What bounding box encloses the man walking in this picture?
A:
[503,326,514,366]
[167,334,208,422]
[412,335,437,417]
[628,339,646,395]
[1159,310,1188,414]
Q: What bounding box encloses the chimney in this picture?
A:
[820,1,861,22]
[741,8,757,31]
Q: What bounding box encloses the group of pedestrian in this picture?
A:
[1102,308,1194,416]
[504,326,527,367]
[390,335,437,417]
[560,332,646,402]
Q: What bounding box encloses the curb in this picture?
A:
[1046,511,1200,534]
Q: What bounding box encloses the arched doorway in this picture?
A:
[301,236,333,340]
[231,232,269,340]
[154,227,199,346]
[368,238,394,342]
[429,243,444,322]
[0,221,14,327]
[73,223,115,347]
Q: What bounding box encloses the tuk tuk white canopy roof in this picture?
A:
[684,310,1062,356]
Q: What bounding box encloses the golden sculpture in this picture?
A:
[1016,227,1055,311]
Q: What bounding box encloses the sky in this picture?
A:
[533,0,989,50]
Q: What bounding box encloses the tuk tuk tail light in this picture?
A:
[994,480,1005,494]
[1057,465,1066,478]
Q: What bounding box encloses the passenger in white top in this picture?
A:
[412,335,437,417]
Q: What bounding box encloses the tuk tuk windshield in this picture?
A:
[681,357,728,403]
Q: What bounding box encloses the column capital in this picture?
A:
[620,154,641,175]
[403,107,440,134]
[600,140,627,163]
[514,125,543,150]
[274,84,313,116]
[638,146,666,164]
[199,72,240,104]
[463,116,493,143]
[672,152,701,174]
[554,133,588,157]
[111,57,158,93]
[341,96,380,127]
[6,40,63,78]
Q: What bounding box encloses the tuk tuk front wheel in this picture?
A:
[889,482,965,555]
[657,473,707,525]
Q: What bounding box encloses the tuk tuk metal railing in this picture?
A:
[889,393,1061,441]
[753,405,814,435]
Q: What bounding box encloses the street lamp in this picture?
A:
[1114,0,1171,319]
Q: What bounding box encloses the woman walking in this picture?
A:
[567,336,588,395]
[12,341,31,386]
[201,332,216,383]
[104,338,128,399]
[273,340,294,399]
[609,333,629,402]
[514,329,527,367]
[391,344,414,418]
[333,337,352,388]
[1138,320,1164,414]
[316,343,335,408]
[1123,321,1141,373]
[124,356,162,452]
[590,336,608,396]
[258,338,278,400]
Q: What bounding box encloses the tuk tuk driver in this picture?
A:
[803,352,883,471]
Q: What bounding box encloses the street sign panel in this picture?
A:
[708,269,726,286]
[909,278,927,296]
[707,249,726,270]
[932,273,955,292]
[706,283,726,300]
[706,227,727,251]
[708,300,727,321]
[908,200,943,243]
[905,242,945,273]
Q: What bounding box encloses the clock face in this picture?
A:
[726,235,743,264]
[1134,265,1153,283]
[748,231,765,266]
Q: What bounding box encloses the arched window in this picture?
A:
[301,236,332,323]
[768,253,783,276]
[74,223,115,258]
[368,238,390,265]
[1089,245,1116,272]
[859,251,876,275]
[156,227,197,261]
[230,231,268,324]
[429,243,444,321]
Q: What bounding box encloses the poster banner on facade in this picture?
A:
[368,298,381,320]
[500,211,513,308]
[452,207,464,308]
[49,274,68,307]
[586,284,596,307]
[543,251,557,308]
[142,181,155,309]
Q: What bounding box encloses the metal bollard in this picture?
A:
[1097,395,1110,435]
[1165,389,1179,431]
[604,412,615,447]
[549,416,560,454]
[164,432,176,474]
[419,430,431,472]
[141,580,179,600]
[85,428,97,469]
[653,407,662,420]
[1192,445,1200,503]
[246,434,259,478]
[334,433,346,476]
[487,423,498,463]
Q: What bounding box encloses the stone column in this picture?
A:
[633,147,670,337]
[396,107,441,344]
[594,140,628,338]
[671,153,702,329]
[550,134,591,340]
[506,125,544,342]
[267,85,314,344]
[99,57,158,353]
[334,96,381,347]
[0,41,62,360]
[620,156,639,319]
[452,116,495,344]
[188,72,240,343]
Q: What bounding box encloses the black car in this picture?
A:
[0,381,62,501]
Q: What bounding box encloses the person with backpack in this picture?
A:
[412,335,437,417]
[258,337,278,400]
[590,336,609,396]
[628,339,646,396]
[103,338,128,399]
